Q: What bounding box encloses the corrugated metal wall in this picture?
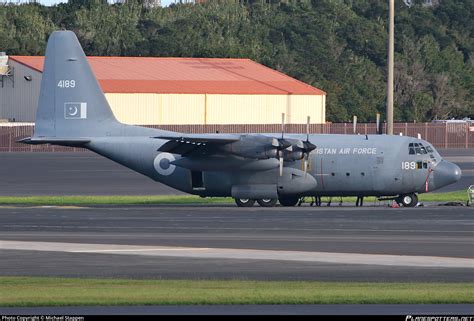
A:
[160,94,206,125]
[0,61,41,122]
[205,94,324,124]
[0,64,326,125]
[105,94,161,125]
[105,93,324,125]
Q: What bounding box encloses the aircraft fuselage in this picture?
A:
[86,132,461,199]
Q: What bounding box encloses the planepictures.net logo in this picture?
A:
[406,316,474,321]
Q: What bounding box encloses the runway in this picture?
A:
[0,148,471,196]
[1,205,472,281]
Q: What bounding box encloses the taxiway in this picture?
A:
[0,205,472,281]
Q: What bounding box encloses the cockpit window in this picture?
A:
[409,142,428,155]
[414,144,422,154]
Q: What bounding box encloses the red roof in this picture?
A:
[10,56,325,95]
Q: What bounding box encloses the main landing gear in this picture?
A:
[278,197,300,207]
[234,198,256,207]
[257,198,278,207]
[234,198,278,207]
[234,198,288,207]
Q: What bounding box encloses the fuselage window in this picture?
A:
[423,162,428,169]
[346,173,350,176]
[416,161,423,169]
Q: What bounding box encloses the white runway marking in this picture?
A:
[0,240,473,268]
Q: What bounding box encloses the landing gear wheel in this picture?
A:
[257,199,278,207]
[397,194,418,207]
[278,197,300,207]
[235,198,255,207]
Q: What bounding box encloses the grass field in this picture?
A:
[0,277,472,306]
[0,190,468,206]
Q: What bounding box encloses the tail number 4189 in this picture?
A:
[57,80,76,88]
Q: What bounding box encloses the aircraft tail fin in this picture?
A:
[33,31,121,139]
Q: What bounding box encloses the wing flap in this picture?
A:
[155,134,240,155]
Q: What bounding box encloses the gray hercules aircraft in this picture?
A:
[21,31,462,207]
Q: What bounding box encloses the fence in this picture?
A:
[0,122,472,152]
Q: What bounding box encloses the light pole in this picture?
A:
[387,0,394,135]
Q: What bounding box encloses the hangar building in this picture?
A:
[0,55,326,125]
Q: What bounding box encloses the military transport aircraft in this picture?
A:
[21,31,462,207]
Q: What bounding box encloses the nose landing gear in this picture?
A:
[396,193,418,207]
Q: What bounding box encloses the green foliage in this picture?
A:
[0,0,472,121]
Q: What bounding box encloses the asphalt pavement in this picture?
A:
[0,205,472,282]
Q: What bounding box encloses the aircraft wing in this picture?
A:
[154,134,241,156]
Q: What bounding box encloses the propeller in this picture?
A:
[275,114,316,176]
[278,113,292,176]
[302,116,316,176]
[279,113,286,176]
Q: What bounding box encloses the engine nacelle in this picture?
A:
[219,136,278,160]
[280,149,304,161]
[278,168,318,196]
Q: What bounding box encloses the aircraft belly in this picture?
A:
[203,168,318,198]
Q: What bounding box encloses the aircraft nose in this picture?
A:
[433,160,462,188]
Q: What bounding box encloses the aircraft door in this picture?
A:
[341,156,373,193]
[191,171,205,190]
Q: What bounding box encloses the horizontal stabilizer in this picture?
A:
[18,137,90,146]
